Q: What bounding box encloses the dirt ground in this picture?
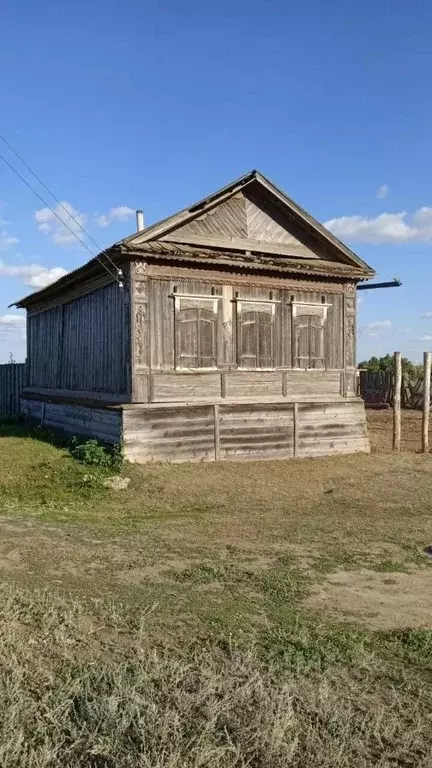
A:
[367,407,426,452]
[0,408,432,633]
[305,567,432,629]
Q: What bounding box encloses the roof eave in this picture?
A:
[125,244,375,281]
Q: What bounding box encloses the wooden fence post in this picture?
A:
[393,351,402,451]
[422,352,431,453]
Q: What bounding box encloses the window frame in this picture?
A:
[290,301,332,370]
[173,293,221,371]
[235,298,280,370]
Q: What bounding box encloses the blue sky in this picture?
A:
[1,0,432,362]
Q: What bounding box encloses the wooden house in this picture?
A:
[14,170,375,462]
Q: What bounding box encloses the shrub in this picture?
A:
[69,438,122,469]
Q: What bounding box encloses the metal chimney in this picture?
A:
[136,209,145,232]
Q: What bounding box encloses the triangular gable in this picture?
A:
[123,170,374,275]
[160,190,321,260]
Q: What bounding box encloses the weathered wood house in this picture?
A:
[14,170,375,462]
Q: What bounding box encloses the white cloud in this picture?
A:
[324,205,432,244]
[376,184,389,199]
[0,260,68,288]
[96,206,135,228]
[34,201,87,246]
[363,320,392,338]
[421,312,432,319]
[420,335,432,342]
[0,230,19,251]
[324,212,415,243]
[0,313,26,341]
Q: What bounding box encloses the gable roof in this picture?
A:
[13,170,374,309]
[122,170,374,274]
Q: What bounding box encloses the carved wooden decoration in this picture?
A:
[134,304,147,366]
[135,261,147,275]
[135,280,147,296]
[345,315,355,368]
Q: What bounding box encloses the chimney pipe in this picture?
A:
[136,209,144,232]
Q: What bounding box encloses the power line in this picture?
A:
[0,134,110,255]
[0,144,122,285]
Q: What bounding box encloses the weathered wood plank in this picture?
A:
[225,372,283,398]
[28,282,129,398]
[219,403,294,460]
[423,352,431,453]
[0,363,27,414]
[152,373,221,402]
[123,405,215,463]
[297,401,369,457]
[21,398,122,444]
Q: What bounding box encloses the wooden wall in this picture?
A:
[27,280,130,400]
[0,363,27,414]
[146,279,344,371]
[123,399,369,463]
[21,397,122,444]
[131,263,350,403]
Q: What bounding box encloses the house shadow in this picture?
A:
[0,414,70,450]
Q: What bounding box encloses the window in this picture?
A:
[292,302,331,369]
[174,295,220,369]
[236,300,278,368]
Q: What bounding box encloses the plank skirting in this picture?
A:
[122,399,369,462]
[20,396,370,462]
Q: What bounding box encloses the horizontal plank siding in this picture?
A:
[152,373,221,402]
[122,397,369,463]
[219,403,294,460]
[285,371,341,397]
[297,401,369,457]
[0,363,27,414]
[20,398,122,444]
[225,372,283,398]
[123,405,215,462]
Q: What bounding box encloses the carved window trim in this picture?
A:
[291,301,332,321]
[172,294,221,314]
[172,294,221,371]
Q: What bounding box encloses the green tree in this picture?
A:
[358,354,421,377]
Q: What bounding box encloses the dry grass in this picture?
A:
[0,411,432,765]
[0,582,432,768]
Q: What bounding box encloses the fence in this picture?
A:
[0,363,27,415]
[359,370,432,409]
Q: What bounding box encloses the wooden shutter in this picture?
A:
[294,314,324,368]
[175,297,218,369]
[237,302,275,368]
[308,317,324,369]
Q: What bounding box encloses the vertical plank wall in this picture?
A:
[27,280,131,399]
[0,363,27,414]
